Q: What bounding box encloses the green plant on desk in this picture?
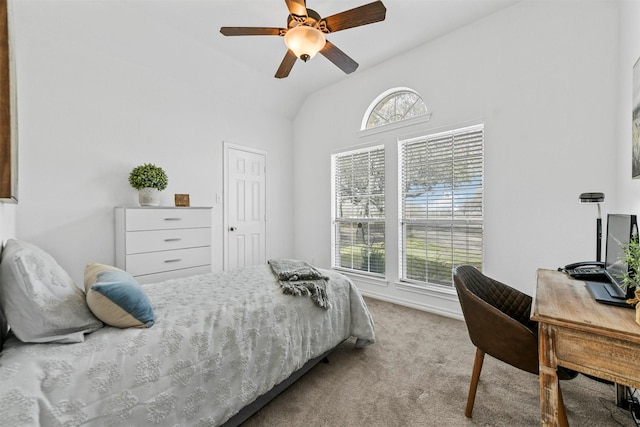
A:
[620,237,640,289]
[621,238,640,327]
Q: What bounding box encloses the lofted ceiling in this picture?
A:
[125,0,522,118]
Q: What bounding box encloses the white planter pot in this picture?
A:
[138,187,160,206]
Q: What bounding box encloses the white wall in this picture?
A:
[616,0,640,214]
[293,0,621,315]
[8,1,295,285]
[0,203,16,246]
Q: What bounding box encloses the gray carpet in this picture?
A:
[241,297,636,426]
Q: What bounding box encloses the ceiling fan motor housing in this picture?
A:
[287,8,323,30]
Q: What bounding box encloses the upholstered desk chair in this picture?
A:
[453,265,577,423]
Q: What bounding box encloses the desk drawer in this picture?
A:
[126,228,211,254]
[125,208,211,231]
[125,246,211,277]
[554,326,640,387]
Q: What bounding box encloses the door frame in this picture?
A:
[223,141,268,270]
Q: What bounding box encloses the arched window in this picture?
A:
[362,88,429,130]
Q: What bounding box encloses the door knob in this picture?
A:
[229,227,237,231]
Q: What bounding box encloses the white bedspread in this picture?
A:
[0,265,375,426]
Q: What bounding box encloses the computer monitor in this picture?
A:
[586,213,638,307]
[603,213,638,299]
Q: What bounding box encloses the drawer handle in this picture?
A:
[164,217,182,221]
[164,259,182,263]
[164,238,182,242]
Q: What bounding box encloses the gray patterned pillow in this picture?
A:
[0,239,102,343]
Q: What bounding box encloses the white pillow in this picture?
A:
[0,239,102,343]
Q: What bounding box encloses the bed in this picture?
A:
[0,239,375,426]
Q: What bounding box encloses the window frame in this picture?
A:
[398,123,485,289]
[361,87,431,131]
[331,144,386,277]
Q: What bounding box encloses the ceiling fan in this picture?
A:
[220,0,387,79]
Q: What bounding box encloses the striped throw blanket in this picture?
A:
[268,259,330,309]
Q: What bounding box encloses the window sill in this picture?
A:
[357,113,432,139]
[395,280,458,301]
[333,268,389,288]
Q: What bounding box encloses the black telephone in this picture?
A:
[560,261,606,280]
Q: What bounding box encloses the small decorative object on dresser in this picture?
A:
[174,193,190,207]
[115,206,212,283]
[128,163,168,206]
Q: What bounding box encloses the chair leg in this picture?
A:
[465,348,485,418]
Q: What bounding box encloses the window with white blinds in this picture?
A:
[332,145,385,275]
[399,124,484,286]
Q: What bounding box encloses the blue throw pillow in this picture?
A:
[85,264,154,328]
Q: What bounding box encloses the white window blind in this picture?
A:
[399,124,484,286]
[332,145,385,275]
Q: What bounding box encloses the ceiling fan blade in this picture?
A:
[220,27,284,36]
[320,1,387,33]
[275,49,297,79]
[285,0,308,23]
[319,40,358,74]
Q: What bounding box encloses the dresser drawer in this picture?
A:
[125,208,211,231]
[135,265,212,284]
[115,206,213,282]
[125,228,211,254]
[125,246,212,277]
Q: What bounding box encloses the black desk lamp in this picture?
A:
[579,192,605,262]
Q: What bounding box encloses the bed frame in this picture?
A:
[221,345,337,426]
[0,308,8,351]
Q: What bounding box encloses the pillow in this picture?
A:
[0,239,103,343]
[84,263,154,328]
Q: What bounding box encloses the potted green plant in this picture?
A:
[128,163,168,206]
[620,237,640,290]
[621,237,640,325]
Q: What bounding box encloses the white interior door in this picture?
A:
[224,143,266,270]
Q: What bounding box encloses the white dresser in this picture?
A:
[115,207,212,284]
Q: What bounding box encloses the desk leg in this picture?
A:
[539,323,565,426]
[616,383,629,409]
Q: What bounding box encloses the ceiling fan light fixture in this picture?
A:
[284,25,326,62]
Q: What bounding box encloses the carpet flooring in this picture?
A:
[241,297,636,426]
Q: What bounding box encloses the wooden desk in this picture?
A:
[532,269,640,426]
